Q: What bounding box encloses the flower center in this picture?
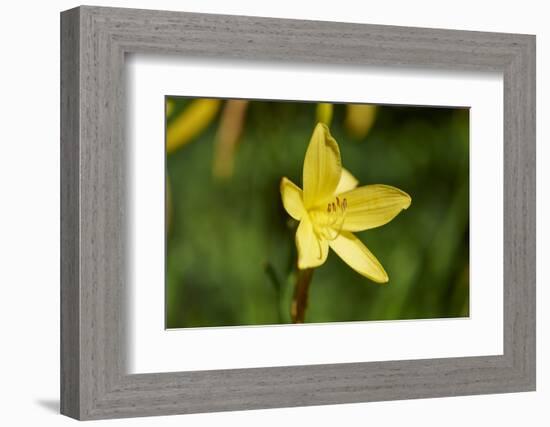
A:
[309,196,348,241]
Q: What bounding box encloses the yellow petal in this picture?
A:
[335,168,359,194]
[166,99,221,154]
[329,231,388,283]
[280,177,305,220]
[296,215,329,269]
[345,104,377,139]
[302,123,342,209]
[316,103,333,126]
[340,184,411,232]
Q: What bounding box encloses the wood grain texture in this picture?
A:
[60,7,80,419]
[60,5,536,420]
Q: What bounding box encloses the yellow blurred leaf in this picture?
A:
[166,99,221,154]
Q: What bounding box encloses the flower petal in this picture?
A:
[340,184,411,232]
[302,123,342,209]
[329,231,388,283]
[335,168,359,194]
[280,177,305,220]
[296,215,329,269]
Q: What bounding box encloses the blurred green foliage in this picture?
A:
[166,98,469,328]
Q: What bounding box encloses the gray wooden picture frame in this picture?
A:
[60,5,536,420]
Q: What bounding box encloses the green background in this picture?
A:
[166,99,469,328]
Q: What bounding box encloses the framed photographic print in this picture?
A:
[60,5,536,420]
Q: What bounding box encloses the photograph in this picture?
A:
[165,97,470,328]
[52,4,537,421]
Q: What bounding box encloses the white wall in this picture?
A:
[0,0,546,425]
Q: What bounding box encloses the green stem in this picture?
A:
[291,268,314,323]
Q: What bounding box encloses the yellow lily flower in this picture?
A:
[280,123,411,283]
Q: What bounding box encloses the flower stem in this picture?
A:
[291,268,314,323]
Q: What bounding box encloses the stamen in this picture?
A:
[311,196,348,242]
